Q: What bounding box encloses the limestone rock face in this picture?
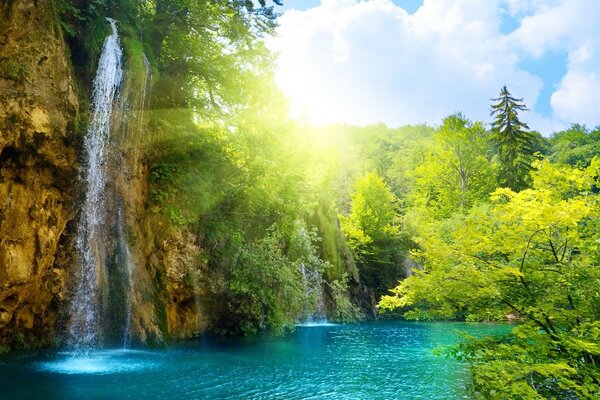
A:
[0,0,78,348]
[162,228,208,339]
[145,224,209,340]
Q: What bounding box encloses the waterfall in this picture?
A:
[119,51,152,348]
[141,53,151,116]
[300,263,328,324]
[67,18,123,351]
[117,208,134,348]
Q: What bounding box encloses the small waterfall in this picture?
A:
[118,51,152,348]
[300,263,328,325]
[117,208,134,348]
[141,53,151,113]
[67,18,123,351]
[136,52,152,150]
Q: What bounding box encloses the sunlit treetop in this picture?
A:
[140,0,286,120]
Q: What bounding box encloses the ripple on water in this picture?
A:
[0,322,509,399]
[37,349,160,375]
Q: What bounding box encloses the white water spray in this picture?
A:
[118,209,134,348]
[120,51,152,348]
[67,18,123,350]
[300,263,328,325]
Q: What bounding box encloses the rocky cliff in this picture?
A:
[0,1,206,348]
[0,0,79,349]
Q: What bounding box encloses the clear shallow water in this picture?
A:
[0,321,507,399]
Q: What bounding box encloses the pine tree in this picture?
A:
[490,86,537,191]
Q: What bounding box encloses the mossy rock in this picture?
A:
[0,59,30,81]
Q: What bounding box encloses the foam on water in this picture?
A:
[38,350,159,375]
[296,321,339,327]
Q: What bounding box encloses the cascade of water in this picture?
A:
[141,53,151,114]
[119,51,152,348]
[117,208,134,348]
[67,18,123,351]
[300,263,327,324]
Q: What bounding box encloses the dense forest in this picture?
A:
[0,0,599,398]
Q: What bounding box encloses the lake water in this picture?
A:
[0,321,507,399]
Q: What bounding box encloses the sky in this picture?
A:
[269,0,600,135]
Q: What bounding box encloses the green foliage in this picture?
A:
[341,172,408,296]
[226,228,304,335]
[329,274,364,322]
[56,0,111,77]
[310,197,358,283]
[51,0,84,36]
[490,86,538,191]
[148,121,230,225]
[410,113,497,219]
[344,171,398,242]
[549,124,600,168]
[380,159,600,398]
[147,0,280,119]
[288,222,349,321]
[450,323,600,399]
[121,35,148,87]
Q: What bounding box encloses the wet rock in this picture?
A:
[0,0,78,349]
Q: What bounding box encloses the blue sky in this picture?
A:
[280,0,423,14]
[270,0,600,134]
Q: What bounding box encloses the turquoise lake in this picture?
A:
[0,321,508,399]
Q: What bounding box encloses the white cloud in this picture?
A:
[551,43,600,126]
[509,0,600,127]
[270,0,600,133]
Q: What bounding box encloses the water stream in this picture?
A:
[299,263,329,326]
[66,16,154,351]
[116,208,134,348]
[117,47,152,349]
[67,18,123,351]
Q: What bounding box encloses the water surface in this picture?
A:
[0,321,507,399]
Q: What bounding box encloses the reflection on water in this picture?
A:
[0,321,509,399]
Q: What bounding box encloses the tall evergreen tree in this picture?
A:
[490,86,537,191]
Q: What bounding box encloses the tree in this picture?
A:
[380,158,600,398]
[490,86,537,191]
[146,0,282,119]
[340,172,407,296]
[409,113,497,219]
[345,172,398,239]
[550,124,600,168]
[226,228,304,335]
